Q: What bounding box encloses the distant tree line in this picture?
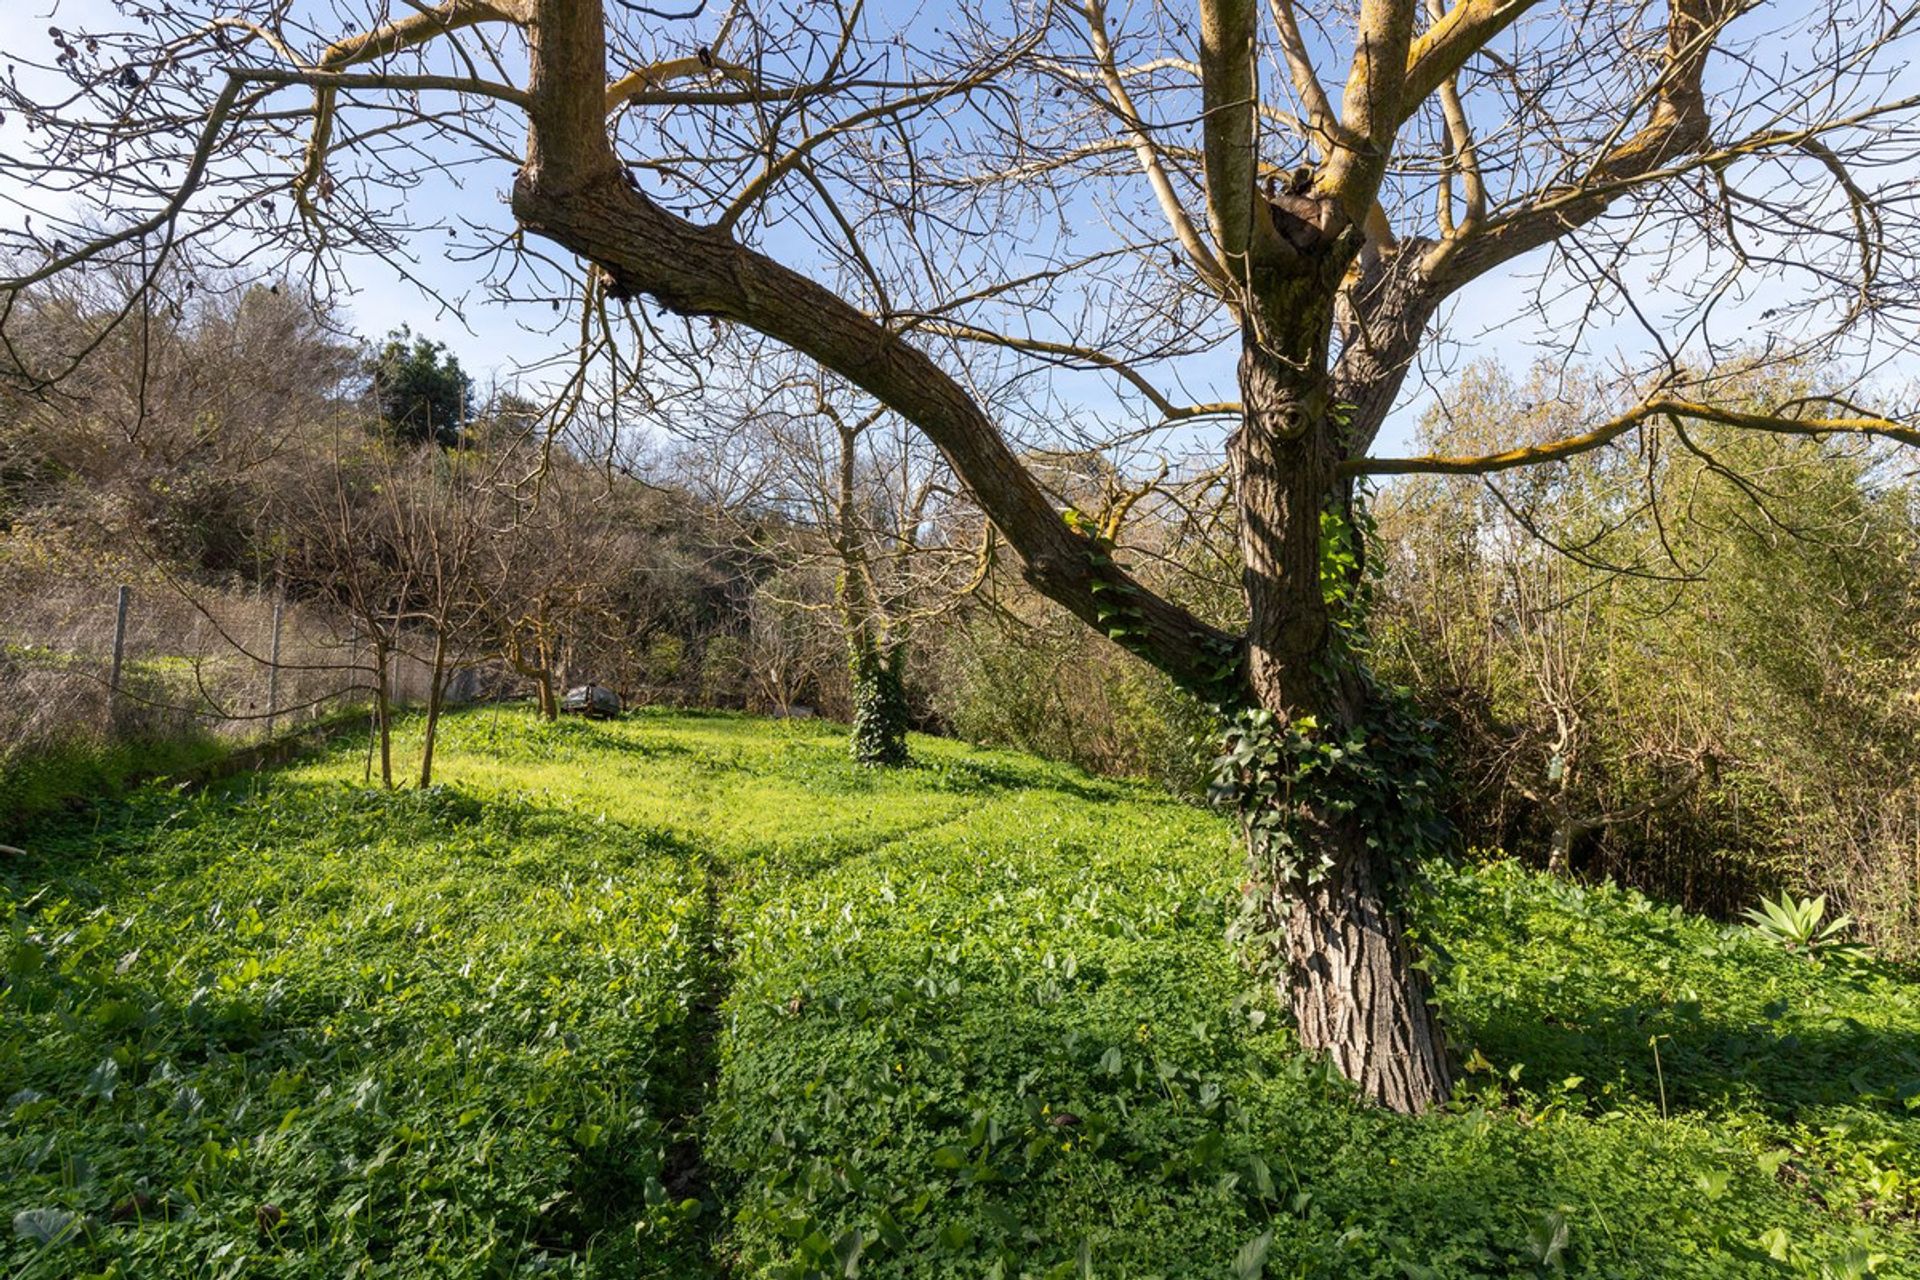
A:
[5,267,1918,957]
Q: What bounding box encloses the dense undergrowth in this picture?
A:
[3,708,1917,1277]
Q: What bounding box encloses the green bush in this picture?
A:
[929,615,1213,794]
[1,731,225,839]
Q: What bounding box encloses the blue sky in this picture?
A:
[4,0,1915,461]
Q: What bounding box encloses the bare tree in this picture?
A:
[283,433,409,787]
[673,363,990,763]
[8,0,1920,1110]
[475,457,623,720]
[395,449,488,787]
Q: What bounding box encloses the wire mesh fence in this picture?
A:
[0,578,509,809]
[4,582,342,742]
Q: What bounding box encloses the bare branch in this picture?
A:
[1346,399,1920,478]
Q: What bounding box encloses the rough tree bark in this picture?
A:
[1231,277,1453,1109]
[847,632,910,767]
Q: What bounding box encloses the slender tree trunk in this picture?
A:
[506,630,559,720]
[536,638,558,721]
[536,613,559,721]
[419,626,448,788]
[1232,338,1452,1114]
[1546,822,1575,874]
[372,634,394,789]
[832,413,910,767]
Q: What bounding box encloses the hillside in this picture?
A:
[3,709,1917,1277]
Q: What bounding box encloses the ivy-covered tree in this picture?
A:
[669,362,990,767]
[9,0,1920,1113]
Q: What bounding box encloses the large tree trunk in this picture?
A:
[1232,338,1453,1114]
[1267,825,1452,1111]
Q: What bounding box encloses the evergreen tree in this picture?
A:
[368,327,471,448]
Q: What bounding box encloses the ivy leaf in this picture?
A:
[1525,1210,1570,1268]
[1246,1154,1275,1198]
[833,1227,866,1276]
[81,1057,119,1101]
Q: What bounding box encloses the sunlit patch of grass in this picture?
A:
[6,706,1918,1278]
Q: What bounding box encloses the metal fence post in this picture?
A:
[108,584,130,723]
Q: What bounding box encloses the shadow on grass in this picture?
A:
[917,754,1141,805]
[2,774,736,1275]
[1456,990,1920,1119]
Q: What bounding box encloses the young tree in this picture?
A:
[283,433,416,787]
[674,368,990,765]
[391,447,487,786]
[475,462,623,720]
[8,0,1920,1111]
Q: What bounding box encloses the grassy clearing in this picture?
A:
[712,799,1920,1278]
[3,707,1918,1278]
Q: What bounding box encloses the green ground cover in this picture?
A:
[3,707,1917,1277]
[1,730,228,839]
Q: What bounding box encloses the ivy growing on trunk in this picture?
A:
[849,638,910,767]
[1208,497,1454,1089]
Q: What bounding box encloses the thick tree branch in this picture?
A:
[1401,0,1538,123]
[1197,0,1269,274]
[1322,0,1417,221]
[1343,398,1920,478]
[515,0,1238,694]
[1425,0,1733,289]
